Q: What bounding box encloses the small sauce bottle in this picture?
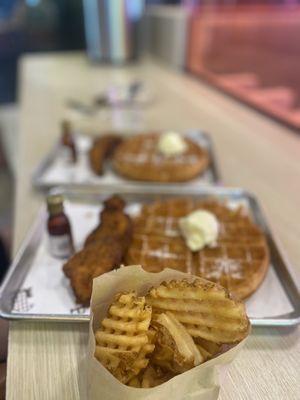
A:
[47,194,74,258]
[61,120,77,163]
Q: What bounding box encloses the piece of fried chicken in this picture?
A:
[89,135,122,175]
[63,239,123,305]
[63,195,132,305]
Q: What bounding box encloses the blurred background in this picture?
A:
[1,0,300,304]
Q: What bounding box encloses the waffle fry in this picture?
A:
[95,292,154,383]
[128,376,141,388]
[93,276,250,388]
[194,337,223,361]
[141,365,174,388]
[147,279,250,344]
[151,312,203,373]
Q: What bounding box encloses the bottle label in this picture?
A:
[49,234,73,258]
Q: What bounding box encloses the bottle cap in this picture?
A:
[47,194,64,215]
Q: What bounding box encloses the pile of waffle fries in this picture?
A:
[94,278,250,388]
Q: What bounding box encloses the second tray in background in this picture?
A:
[32,130,220,191]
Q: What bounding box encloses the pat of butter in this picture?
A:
[157,131,187,156]
[179,210,219,252]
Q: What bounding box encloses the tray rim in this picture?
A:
[0,186,299,326]
[31,129,221,190]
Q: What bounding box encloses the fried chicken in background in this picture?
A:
[63,195,132,305]
[89,135,123,175]
[85,196,131,250]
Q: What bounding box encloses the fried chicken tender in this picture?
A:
[63,195,132,305]
[103,195,125,211]
[89,135,122,175]
[63,239,123,305]
[84,195,132,250]
[85,211,132,249]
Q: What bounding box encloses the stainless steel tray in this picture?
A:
[0,186,299,326]
[32,130,220,190]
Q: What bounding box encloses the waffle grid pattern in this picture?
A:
[116,135,201,166]
[126,199,269,299]
[95,293,154,382]
[113,133,209,182]
[96,293,151,352]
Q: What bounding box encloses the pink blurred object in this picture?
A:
[187,4,300,129]
[248,87,296,110]
[217,73,260,91]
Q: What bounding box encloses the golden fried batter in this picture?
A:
[85,211,132,249]
[89,135,122,175]
[63,195,132,305]
[103,195,125,211]
[63,240,123,305]
[84,195,131,249]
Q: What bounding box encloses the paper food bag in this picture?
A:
[86,266,248,400]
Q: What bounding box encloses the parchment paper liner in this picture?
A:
[86,265,249,400]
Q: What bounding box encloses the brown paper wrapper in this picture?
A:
[86,265,248,400]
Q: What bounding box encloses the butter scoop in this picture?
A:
[157,131,187,156]
[179,210,219,252]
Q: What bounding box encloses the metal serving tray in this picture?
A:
[32,130,220,191]
[0,186,299,326]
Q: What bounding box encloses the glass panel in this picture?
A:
[186,1,300,129]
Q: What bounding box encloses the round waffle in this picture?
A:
[112,133,209,182]
[126,198,269,300]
